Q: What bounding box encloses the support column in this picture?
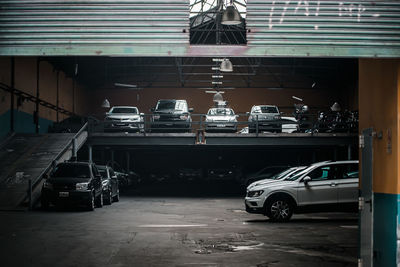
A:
[110,150,114,169]
[35,58,40,134]
[126,151,130,173]
[88,145,92,163]
[10,57,14,132]
[359,59,400,267]
[347,145,352,160]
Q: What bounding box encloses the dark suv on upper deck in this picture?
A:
[150,99,193,132]
[41,162,104,210]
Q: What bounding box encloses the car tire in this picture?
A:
[95,192,103,208]
[87,192,95,211]
[104,190,112,205]
[112,189,120,202]
[265,197,294,222]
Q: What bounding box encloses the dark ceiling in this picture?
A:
[46,56,358,92]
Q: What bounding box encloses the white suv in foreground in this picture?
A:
[245,160,359,222]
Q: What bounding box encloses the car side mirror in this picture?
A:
[150,108,155,112]
[140,113,144,116]
[189,108,194,113]
[236,115,239,118]
[246,112,250,116]
[303,176,311,184]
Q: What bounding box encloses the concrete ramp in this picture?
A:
[0,127,88,210]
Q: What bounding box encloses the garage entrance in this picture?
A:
[0,1,399,266]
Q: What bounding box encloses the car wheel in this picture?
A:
[112,189,120,202]
[266,197,293,222]
[95,192,103,208]
[87,192,95,211]
[104,190,112,205]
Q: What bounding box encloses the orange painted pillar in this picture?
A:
[359,59,400,267]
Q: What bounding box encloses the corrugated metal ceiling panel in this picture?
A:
[246,1,400,57]
[0,0,189,54]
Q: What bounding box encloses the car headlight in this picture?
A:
[205,117,212,122]
[43,181,53,190]
[76,182,89,191]
[229,117,236,122]
[247,190,264,198]
[274,115,281,120]
[105,117,113,121]
[153,115,160,120]
[180,115,188,120]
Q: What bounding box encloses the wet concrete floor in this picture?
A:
[0,195,357,267]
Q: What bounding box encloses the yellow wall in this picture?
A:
[359,59,400,194]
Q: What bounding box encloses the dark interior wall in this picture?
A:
[0,56,89,136]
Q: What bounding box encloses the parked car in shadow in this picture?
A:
[205,107,238,132]
[97,165,120,204]
[242,165,290,186]
[150,99,193,132]
[48,115,87,133]
[104,106,144,133]
[41,161,103,211]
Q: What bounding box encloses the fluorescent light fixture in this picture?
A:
[212,75,223,79]
[211,67,220,71]
[292,96,303,101]
[205,91,225,94]
[212,58,224,62]
[212,81,223,85]
[114,83,137,88]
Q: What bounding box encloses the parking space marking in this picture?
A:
[138,224,208,228]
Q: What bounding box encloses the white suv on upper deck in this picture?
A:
[245,160,359,222]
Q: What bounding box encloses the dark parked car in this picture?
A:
[41,162,104,210]
[97,165,120,205]
[242,165,290,186]
[150,99,193,132]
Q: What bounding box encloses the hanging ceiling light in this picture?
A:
[221,1,242,25]
[101,98,110,108]
[220,58,233,72]
[213,92,224,102]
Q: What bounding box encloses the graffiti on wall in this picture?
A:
[266,1,378,30]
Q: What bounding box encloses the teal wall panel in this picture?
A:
[0,109,53,137]
[373,192,398,267]
[0,110,11,137]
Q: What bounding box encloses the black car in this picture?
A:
[41,162,104,210]
[97,165,120,205]
[150,99,193,132]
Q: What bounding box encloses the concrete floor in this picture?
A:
[0,194,358,267]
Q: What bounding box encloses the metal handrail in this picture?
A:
[27,122,88,210]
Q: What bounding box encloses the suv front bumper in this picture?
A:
[244,198,265,214]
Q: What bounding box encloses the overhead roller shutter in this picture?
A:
[246,1,400,57]
[0,0,189,56]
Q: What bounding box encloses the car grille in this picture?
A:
[53,184,76,191]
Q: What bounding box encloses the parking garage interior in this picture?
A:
[0,1,400,267]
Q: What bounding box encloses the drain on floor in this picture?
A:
[194,240,263,254]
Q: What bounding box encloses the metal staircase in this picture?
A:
[0,124,88,210]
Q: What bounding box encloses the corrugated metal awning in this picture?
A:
[246,0,400,57]
[0,0,399,57]
[0,0,190,56]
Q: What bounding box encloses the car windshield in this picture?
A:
[52,164,91,178]
[284,167,312,181]
[253,106,278,114]
[208,108,234,115]
[269,168,294,180]
[110,107,137,114]
[156,100,186,111]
